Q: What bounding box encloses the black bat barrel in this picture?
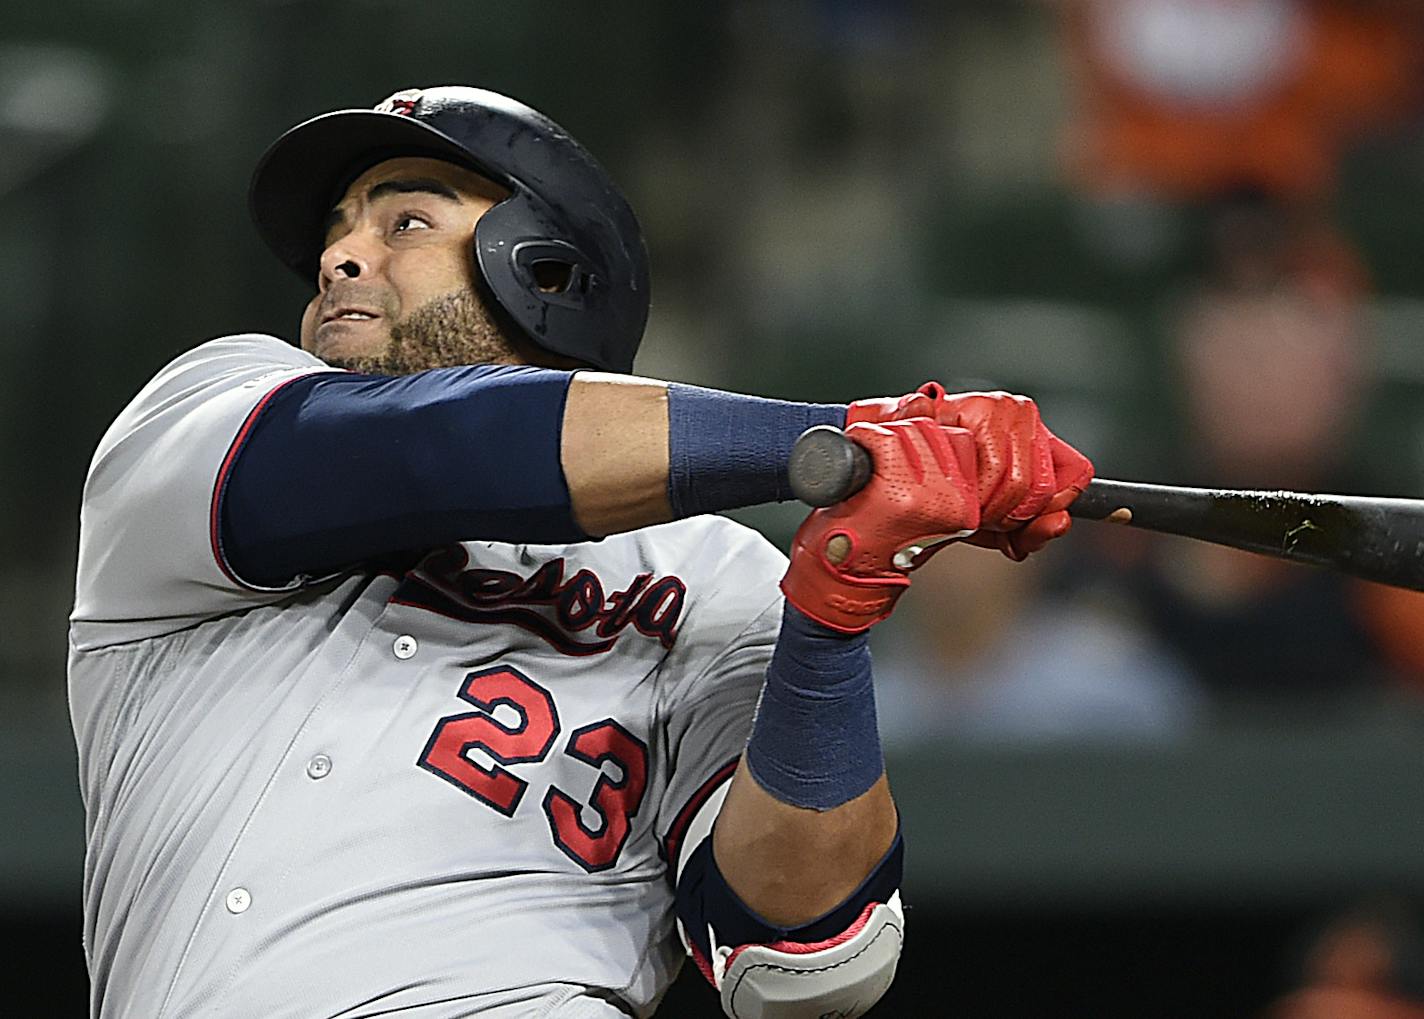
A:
[1070,480,1424,593]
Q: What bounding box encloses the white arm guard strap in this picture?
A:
[712,892,905,1019]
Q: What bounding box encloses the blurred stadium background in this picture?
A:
[8,1,1424,1015]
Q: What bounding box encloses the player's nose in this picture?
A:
[317,232,382,291]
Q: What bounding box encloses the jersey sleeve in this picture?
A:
[71,334,337,650]
[655,522,787,877]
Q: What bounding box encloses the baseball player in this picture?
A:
[68,86,1092,1018]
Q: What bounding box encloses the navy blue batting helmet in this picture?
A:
[248,86,650,373]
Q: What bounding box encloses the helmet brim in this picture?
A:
[248,109,502,285]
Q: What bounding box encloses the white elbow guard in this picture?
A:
[710,892,904,1019]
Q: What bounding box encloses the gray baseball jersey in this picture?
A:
[69,335,786,1018]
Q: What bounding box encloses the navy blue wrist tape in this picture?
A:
[666,384,845,518]
[221,365,583,586]
[745,604,883,811]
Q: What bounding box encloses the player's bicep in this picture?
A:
[72,335,332,648]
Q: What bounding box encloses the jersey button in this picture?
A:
[306,754,332,780]
[225,887,251,914]
[393,635,418,660]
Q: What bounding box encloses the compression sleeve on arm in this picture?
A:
[218,364,582,587]
[221,368,852,589]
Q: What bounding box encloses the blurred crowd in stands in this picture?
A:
[807,0,1424,749]
[630,0,1424,751]
[851,9,1424,1003]
[1269,897,1424,1018]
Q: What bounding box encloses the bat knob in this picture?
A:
[789,426,873,507]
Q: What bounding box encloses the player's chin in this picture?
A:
[310,317,390,364]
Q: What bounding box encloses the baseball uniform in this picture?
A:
[70,334,786,1018]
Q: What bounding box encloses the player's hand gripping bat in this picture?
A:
[787,425,1424,594]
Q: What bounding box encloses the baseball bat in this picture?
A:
[786,425,1424,593]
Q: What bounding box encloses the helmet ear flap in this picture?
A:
[475,197,622,370]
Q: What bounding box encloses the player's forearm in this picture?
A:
[560,373,673,535]
[563,372,845,537]
[712,767,897,926]
[709,603,898,926]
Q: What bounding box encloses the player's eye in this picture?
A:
[392,213,432,234]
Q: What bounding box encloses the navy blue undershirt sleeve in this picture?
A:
[221,367,853,589]
[220,365,583,587]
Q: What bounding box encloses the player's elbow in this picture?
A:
[673,834,906,1018]
[711,893,905,1019]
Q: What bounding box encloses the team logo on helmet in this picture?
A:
[374,89,422,117]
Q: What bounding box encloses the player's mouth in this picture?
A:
[320,307,383,327]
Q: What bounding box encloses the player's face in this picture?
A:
[300,157,509,367]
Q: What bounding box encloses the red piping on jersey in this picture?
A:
[723,900,883,968]
[692,900,886,988]
[662,756,740,878]
[208,373,318,590]
[688,941,716,986]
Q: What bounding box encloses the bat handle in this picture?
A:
[791,425,1113,518]
[788,425,873,507]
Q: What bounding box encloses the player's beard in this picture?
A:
[325,289,523,375]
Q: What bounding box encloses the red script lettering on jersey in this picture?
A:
[394,546,685,657]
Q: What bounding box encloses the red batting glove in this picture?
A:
[847,383,1094,562]
[781,417,980,633]
[844,384,943,426]
[936,391,1094,561]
